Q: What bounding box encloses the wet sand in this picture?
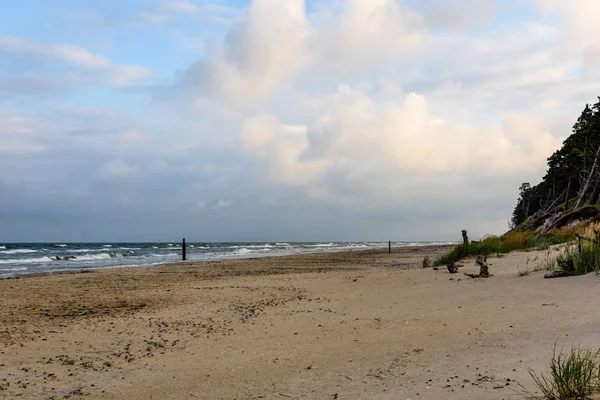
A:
[2,245,600,399]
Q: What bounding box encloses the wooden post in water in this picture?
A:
[182,238,187,261]
[388,241,392,254]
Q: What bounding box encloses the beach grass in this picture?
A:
[422,256,431,268]
[433,230,576,267]
[521,344,600,399]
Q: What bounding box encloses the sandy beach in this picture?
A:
[2,244,600,399]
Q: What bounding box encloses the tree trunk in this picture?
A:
[588,175,600,205]
[564,177,572,208]
[573,144,600,212]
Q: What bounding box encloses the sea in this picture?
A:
[0,241,455,279]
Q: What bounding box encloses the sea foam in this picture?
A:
[0,249,38,254]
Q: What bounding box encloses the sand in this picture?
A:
[1,244,600,400]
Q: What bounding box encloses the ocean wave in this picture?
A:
[0,246,5,249]
[230,244,273,249]
[306,243,335,247]
[147,253,178,258]
[103,245,112,248]
[48,253,129,262]
[0,267,27,271]
[0,256,49,264]
[340,244,368,249]
[67,248,108,253]
[55,244,67,247]
[234,248,254,255]
[0,249,38,254]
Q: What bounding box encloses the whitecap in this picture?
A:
[0,267,27,271]
[234,248,253,255]
[0,256,49,264]
[67,248,107,253]
[55,244,67,247]
[148,253,178,257]
[0,246,5,249]
[0,249,38,254]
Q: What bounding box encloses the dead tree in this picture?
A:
[544,259,575,279]
[464,256,491,278]
[573,144,600,212]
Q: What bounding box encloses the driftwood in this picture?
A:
[447,263,458,273]
[464,257,492,278]
[447,262,464,274]
[544,259,575,279]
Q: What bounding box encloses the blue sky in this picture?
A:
[1,0,599,242]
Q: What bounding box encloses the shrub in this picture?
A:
[521,344,600,399]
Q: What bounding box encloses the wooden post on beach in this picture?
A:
[462,230,469,247]
[388,241,392,254]
[182,238,187,261]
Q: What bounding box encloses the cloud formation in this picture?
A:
[0,36,151,87]
[1,0,600,241]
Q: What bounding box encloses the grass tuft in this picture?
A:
[422,256,431,268]
[521,344,600,399]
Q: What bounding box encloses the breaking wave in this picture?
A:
[0,249,38,254]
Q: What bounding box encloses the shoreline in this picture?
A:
[0,243,456,280]
[4,244,596,399]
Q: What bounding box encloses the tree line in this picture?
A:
[511,97,600,228]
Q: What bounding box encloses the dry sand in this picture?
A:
[1,245,600,400]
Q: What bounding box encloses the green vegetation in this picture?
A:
[521,344,600,400]
[558,244,600,276]
[432,231,575,266]
[422,256,431,268]
[511,97,600,230]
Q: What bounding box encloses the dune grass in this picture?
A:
[555,222,600,276]
[433,230,576,267]
[422,256,431,268]
[521,344,600,399]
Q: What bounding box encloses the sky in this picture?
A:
[1,0,600,242]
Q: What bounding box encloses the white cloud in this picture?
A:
[6,0,600,240]
[97,159,140,182]
[118,130,147,146]
[239,86,564,188]
[0,36,152,86]
[214,199,232,209]
[414,0,495,30]
[165,1,198,14]
[0,110,46,154]
[185,0,426,102]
